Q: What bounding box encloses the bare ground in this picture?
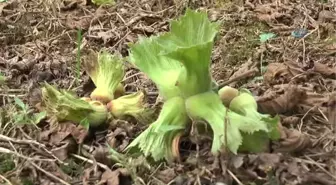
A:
[0,0,335,185]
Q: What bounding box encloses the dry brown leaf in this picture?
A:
[256,153,282,173]
[284,60,305,76]
[156,168,177,184]
[281,116,300,126]
[274,128,311,153]
[257,86,307,115]
[51,138,76,160]
[97,30,118,44]
[50,122,76,144]
[318,10,336,23]
[64,14,91,30]
[71,124,89,144]
[98,169,130,185]
[263,63,292,85]
[313,61,336,77]
[92,145,113,166]
[297,92,329,115]
[228,59,255,86]
[106,128,129,151]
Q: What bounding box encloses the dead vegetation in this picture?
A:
[0,0,335,185]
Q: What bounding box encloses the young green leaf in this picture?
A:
[83,49,125,103]
[14,97,26,111]
[107,91,154,123]
[126,96,189,162]
[157,9,220,98]
[41,83,108,127]
[33,111,47,124]
[128,36,182,100]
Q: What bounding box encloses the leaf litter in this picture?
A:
[0,0,335,185]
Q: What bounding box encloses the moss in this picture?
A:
[220,21,270,65]
[0,154,15,174]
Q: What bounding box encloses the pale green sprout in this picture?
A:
[126,97,189,162]
[107,91,155,123]
[126,9,280,161]
[41,83,108,127]
[83,49,125,103]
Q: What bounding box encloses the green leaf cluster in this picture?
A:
[126,9,281,161]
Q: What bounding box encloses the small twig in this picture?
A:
[0,174,13,185]
[227,169,244,185]
[0,134,65,164]
[299,106,316,131]
[304,155,336,180]
[0,146,55,162]
[217,67,259,90]
[70,154,109,171]
[30,162,71,185]
[122,72,143,83]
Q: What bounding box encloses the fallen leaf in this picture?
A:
[71,124,89,144]
[156,168,177,184]
[106,128,129,151]
[232,156,244,169]
[318,10,336,23]
[263,63,292,84]
[284,60,305,76]
[64,14,91,30]
[313,61,336,77]
[281,116,300,126]
[92,145,113,166]
[305,172,335,185]
[257,153,282,172]
[51,138,76,160]
[257,86,307,115]
[228,59,256,86]
[98,169,127,185]
[273,128,311,153]
[297,92,329,115]
[97,30,117,44]
[50,122,76,144]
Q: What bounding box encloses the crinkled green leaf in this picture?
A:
[126,96,189,162]
[129,9,220,99]
[158,9,220,97]
[108,91,154,124]
[129,36,182,100]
